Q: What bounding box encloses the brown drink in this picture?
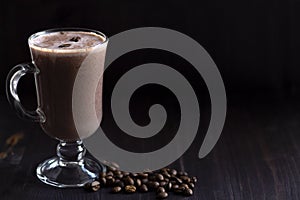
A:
[29,31,107,141]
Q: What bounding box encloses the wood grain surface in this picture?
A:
[0,95,299,200]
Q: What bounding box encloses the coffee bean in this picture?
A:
[178,185,186,192]
[157,192,168,199]
[156,174,164,181]
[135,179,142,187]
[170,169,177,176]
[114,180,124,188]
[69,36,81,42]
[123,172,130,177]
[111,186,122,193]
[114,170,122,175]
[138,172,148,179]
[181,183,189,189]
[188,182,195,189]
[178,171,188,176]
[184,188,193,196]
[107,171,114,176]
[172,184,179,190]
[173,184,186,194]
[180,176,191,183]
[99,177,106,187]
[124,177,134,185]
[173,188,183,194]
[153,181,160,189]
[58,44,71,48]
[157,187,165,193]
[125,185,136,193]
[171,177,182,184]
[149,174,156,181]
[106,176,115,186]
[148,181,160,189]
[162,172,171,178]
[160,181,167,187]
[191,176,198,183]
[140,184,148,192]
[166,182,172,191]
[115,173,123,179]
[85,181,100,192]
[99,172,106,178]
[141,178,148,184]
[130,173,138,178]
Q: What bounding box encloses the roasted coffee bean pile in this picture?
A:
[84,166,197,199]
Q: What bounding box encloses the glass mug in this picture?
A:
[6,28,108,187]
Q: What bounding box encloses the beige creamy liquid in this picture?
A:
[29,31,107,141]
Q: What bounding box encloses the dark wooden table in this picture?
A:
[0,94,299,200]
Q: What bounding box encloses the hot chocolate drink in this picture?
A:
[29,31,107,141]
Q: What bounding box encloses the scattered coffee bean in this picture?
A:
[188,182,195,189]
[138,173,148,179]
[152,181,160,189]
[106,176,115,186]
[114,180,124,188]
[157,187,165,193]
[160,181,167,187]
[166,182,172,191]
[192,176,198,183]
[99,172,106,178]
[172,177,182,184]
[125,185,136,193]
[149,174,156,181]
[124,177,134,185]
[156,174,164,181]
[178,171,188,176]
[115,173,123,179]
[107,171,114,176]
[114,170,122,175]
[162,172,171,178]
[172,184,179,190]
[99,177,106,187]
[140,184,148,192]
[130,172,138,177]
[58,43,71,48]
[170,169,177,176]
[84,165,197,199]
[157,192,168,199]
[85,181,100,192]
[181,183,189,189]
[123,172,130,176]
[180,176,191,183]
[184,188,193,196]
[141,178,148,184]
[135,179,142,187]
[111,186,122,193]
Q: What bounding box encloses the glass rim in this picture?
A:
[28,27,108,52]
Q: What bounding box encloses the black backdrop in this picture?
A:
[1,0,300,98]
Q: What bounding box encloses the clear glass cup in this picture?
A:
[6,28,108,187]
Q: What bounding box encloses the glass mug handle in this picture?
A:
[6,62,45,122]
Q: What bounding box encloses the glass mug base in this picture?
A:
[36,140,106,188]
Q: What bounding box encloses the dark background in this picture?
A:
[1,1,300,199]
[1,0,300,98]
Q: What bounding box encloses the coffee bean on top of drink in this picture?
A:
[84,166,197,199]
